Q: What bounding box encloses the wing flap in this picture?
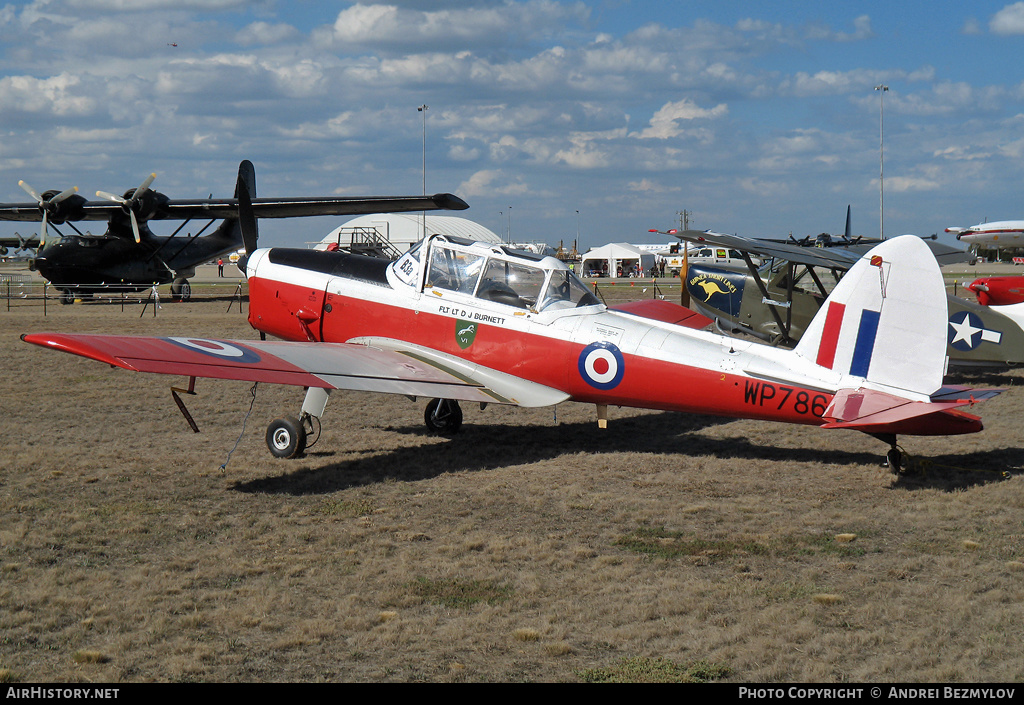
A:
[347,337,570,407]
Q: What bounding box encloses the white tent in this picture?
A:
[580,242,656,278]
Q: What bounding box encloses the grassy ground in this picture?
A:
[1,296,1023,683]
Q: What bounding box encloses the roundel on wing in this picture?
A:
[578,341,624,390]
[164,337,262,364]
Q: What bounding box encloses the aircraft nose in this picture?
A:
[967,279,991,306]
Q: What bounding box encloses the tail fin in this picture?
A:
[235,160,258,270]
[236,160,258,255]
[794,235,947,399]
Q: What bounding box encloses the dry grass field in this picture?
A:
[1,291,1023,683]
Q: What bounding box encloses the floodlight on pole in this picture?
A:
[874,85,888,239]
[418,104,428,240]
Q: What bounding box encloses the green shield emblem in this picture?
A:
[456,319,477,349]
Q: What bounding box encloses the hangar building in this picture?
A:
[317,213,503,257]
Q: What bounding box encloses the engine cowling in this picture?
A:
[967,276,1024,306]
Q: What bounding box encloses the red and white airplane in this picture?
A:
[23,162,1001,472]
[946,220,1024,248]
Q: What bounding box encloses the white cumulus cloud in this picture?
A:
[991,2,1024,34]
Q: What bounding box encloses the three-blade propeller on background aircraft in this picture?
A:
[17,180,78,248]
[95,173,157,243]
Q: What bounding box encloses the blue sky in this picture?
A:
[2,1,1024,250]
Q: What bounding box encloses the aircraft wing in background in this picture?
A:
[676,230,971,268]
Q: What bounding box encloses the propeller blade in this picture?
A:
[40,211,48,248]
[52,186,78,203]
[135,173,156,199]
[18,180,42,202]
[95,190,126,204]
[129,211,141,244]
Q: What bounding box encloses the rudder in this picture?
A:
[794,235,947,398]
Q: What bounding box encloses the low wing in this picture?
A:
[608,299,713,329]
[22,333,569,408]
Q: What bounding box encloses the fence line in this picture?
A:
[1,279,248,315]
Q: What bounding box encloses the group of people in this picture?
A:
[576,259,667,278]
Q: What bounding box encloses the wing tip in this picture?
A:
[432,193,469,211]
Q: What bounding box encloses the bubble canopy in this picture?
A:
[391,235,600,313]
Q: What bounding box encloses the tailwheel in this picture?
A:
[266,415,307,459]
[870,433,904,475]
[885,446,904,475]
[424,398,463,435]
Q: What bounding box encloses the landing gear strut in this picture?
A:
[425,398,462,435]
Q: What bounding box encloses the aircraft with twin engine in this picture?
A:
[22,162,1002,472]
[0,168,466,303]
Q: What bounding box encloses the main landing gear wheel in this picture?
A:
[266,416,307,459]
[170,278,191,302]
[424,398,463,435]
[60,289,75,305]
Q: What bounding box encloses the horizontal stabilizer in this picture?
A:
[821,387,999,436]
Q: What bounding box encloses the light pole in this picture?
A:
[649,227,684,305]
[418,104,428,240]
[874,85,888,239]
[575,209,580,252]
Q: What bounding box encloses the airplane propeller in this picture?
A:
[96,173,157,244]
[18,181,79,248]
[14,232,35,254]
